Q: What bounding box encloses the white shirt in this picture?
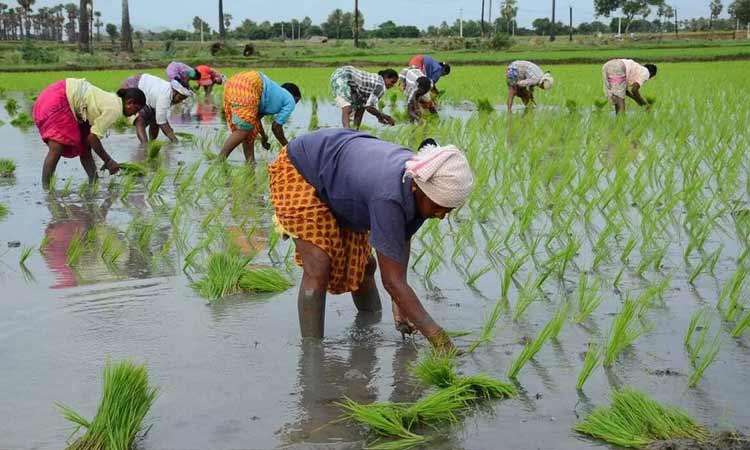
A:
[137,74,173,125]
[621,59,650,87]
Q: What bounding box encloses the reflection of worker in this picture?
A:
[602,59,657,115]
[506,60,554,113]
[41,195,113,289]
[269,129,474,351]
[218,71,301,163]
[195,97,218,124]
[120,73,193,144]
[32,79,146,188]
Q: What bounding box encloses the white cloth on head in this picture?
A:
[403,145,474,208]
[540,73,554,90]
[170,79,194,97]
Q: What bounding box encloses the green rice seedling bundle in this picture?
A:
[507,305,566,379]
[175,132,196,143]
[4,98,18,116]
[338,398,420,440]
[100,230,124,266]
[565,99,578,114]
[574,273,603,323]
[593,99,608,111]
[574,388,708,448]
[118,162,148,177]
[0,202,8,220]
[147,168,168,199]
[66,231,85,266]
[411,350,458,388]
[191,251,292,300]
[688,332,721,388]
[475,98,494,113]
[0,158,16,177]
[19,246,34,266]
[119,174,136,201]
[467,295,507,353]
[456,374,516,399]
[576,342,602,391]
[604,299,651,366]
[111,116,130,132]
[56,359,158,450]
[60,178,74,197]
[10,112,34,128]
[402,384,476,426]
[147,140,165,162]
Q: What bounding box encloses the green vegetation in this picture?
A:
[147,140,165,162]
[191,251,292,300]
[604,300,650,366]
[4,98,18,116]
[10,111,33,128]
[0,158,14,177]
[507,303,569,380]
[574,388,709,448]
[576,342,602,391]
[56,359,158,450]
[118,162,148,177]
[0,202,7,220]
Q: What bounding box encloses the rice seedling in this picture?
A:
[512,274,538,322]
[688,246,723,284]
[507,303,567,379]
[593,99,608,111]
[118,162,148,177]
[0,158,16,177]
[0,202,8,220]
[576,342,602,391]
[455,375,516,399]
[175,132,196,143]
[565,99,578,114]
[147,167,168,199]
[10,112,34,128]
[66,231,85,266]
[574,273,604,324]
[100,230,124,266]
[475,98,494,113]
[338,398,422,441]
[604,299,651,366]
[56,359,158,450]
[574,388,708,448]
[191,251,292,300]
[119,174,136,201]
[60,178,74,197]
[467,294,507,353]
[4,98,18,116]
[147,140,165,162]
[688,333,721,388]
[39,234,52,251]
[19,245,34,266]
[411,350,458,388]
[112,116,130,132]
[684,307,710,349]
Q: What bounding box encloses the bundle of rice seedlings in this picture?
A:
[175,132,196,143]
[191,251,292,300]
[338,398,420,440]
[507,302,568,379]
[576,342,602,391]
[475,98,494,113]
[147,140,165,161]
[411,350,458,388]
[574,274,603,323]
[565,99,578,114]
[57,359,158,450]
[118,162,148,177]
[604,299,651,366]
[645,95,657,106]
[10,112,34,128]
[456,374,516,399]
[112,116,130,132]
[4,98,18,116]
[593,99,609,111]
[402,384,476,426]
[574,388,708,448]
[0,158,16,177]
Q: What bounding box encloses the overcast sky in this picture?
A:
[31,0,717,31]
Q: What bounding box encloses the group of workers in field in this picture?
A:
[31,55,657,352]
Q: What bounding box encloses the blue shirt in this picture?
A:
[259,72,295,125]
[287,129,425,265]
[422,55,444,84]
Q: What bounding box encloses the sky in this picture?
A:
[29,0,716,31]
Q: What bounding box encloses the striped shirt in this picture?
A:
[341,66,386,108]
[399,68,430,105]
[509,60,544,87]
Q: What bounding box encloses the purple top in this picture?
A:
[287,129,425,265]
[166,61,196,86]
[422,55,444,84]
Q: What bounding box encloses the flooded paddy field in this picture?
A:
[1,64,750,450]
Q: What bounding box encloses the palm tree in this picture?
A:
[223,12,232,31]
[93,10,101,40]
[78,0,90,52]
[120,0,132,52]
[16,0,34,39]
[709,0,723,29]
[353,0,359,46]
[64,3,77,42]
[218,0,225,39]
[480,0,486,37]
[0,3,9,39]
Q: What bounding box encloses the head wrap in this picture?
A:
[170,80,194,97]
[540,73,554,90]
[403,145,474,209]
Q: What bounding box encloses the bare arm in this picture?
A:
[377,250,454,350]
[365,106,395,126]
[407,98,421,122]
[159,122,179,143]
[506,86,516,112]
[271,122,288,147]
[626,84,647,107]
[87,134,119,174]
[341,105,352,128]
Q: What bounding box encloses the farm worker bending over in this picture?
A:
[506,60,554,112]
[32,79,146,189]
[330,66,397,129]
[120,73,193,144]
[268,128,474,351]
[602,59,657,114]
[218,71,301,163]
[399,67,437,122]
[195,64,226,95]
[166,61,199,88]
[408,55,451,95]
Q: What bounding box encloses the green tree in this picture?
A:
[105,21,117,47]
[16,0,34,39]
[501,0,517,34]
[594,0,664,33]
[710,0,723,28]
[729,0,750,24]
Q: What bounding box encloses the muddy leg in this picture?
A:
[614,97,625,115]
[42,141,64,189]
[352,256,382,313]
[79,145,98,183]
[295,239,331,338]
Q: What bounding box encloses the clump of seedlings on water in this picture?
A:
[191,250,292,300]
[0,158,16,177]
[507,302,569,380]
[56,359,158,450]
[10,111,34,128]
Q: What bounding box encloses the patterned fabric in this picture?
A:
[602,59,628,101]
[166,61,196,87]
[399,68,431,106]
[65,78,124,138]
[33,80,90,159]
[196,65,221,87]
[330,66,385,109]
[269,148,372,295]
[223,71,264,144]
[506,61,544,88]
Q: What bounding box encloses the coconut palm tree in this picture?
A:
[121,0,132,52]
[16,0,34,39]
[64,3,77,42]
[218,0,225,39]
[93,10,101,40]
[78,0,90,52]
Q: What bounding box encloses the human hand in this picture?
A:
[424,328,457,353]
[380,115,395,126]
[391,302,417,338]
[106,160,120,175]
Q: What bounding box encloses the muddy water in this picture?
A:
[0,94,748,450]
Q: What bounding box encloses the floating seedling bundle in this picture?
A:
[56,359,158,450]
[0,158,16,177]
[191,250,292,300]
[575,388,709,448]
